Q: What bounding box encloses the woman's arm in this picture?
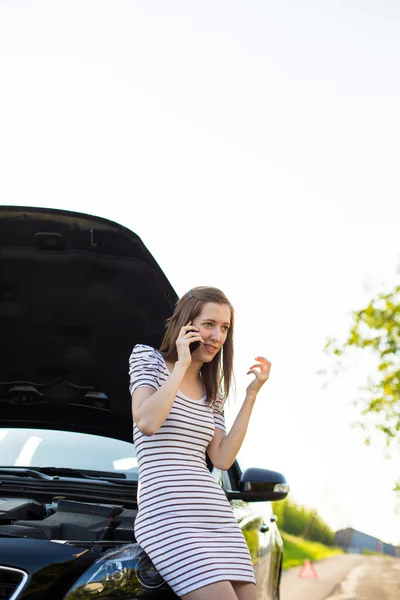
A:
[132,361,188,436]
[131,324,203,436]
[207,356,271,470]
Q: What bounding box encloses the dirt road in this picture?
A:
[280,554,400,600]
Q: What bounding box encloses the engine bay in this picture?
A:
[0,497,137,544]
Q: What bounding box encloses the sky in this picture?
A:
[1,0,400,545]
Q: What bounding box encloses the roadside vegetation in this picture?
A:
[281,532,342,569]
[272,498,336,545]
[272,498,343,569]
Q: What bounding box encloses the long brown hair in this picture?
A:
[159,286,235,406]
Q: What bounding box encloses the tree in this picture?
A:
[324,280,400,493]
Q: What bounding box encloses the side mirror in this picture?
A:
[230,468,289,502]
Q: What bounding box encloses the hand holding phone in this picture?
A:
[189,337,201,354]
[185,324,201,354]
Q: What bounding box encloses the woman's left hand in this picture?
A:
[246,356,271,398]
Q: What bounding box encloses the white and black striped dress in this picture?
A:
[129,344,256,597]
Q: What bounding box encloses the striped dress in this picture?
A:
[129,344,256,597]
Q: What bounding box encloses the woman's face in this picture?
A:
[191,302,231,361]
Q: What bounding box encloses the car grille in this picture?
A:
[0,567,28,600]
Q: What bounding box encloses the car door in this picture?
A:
[212,465,275,600]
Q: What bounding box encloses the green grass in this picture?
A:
[281,532,343,570]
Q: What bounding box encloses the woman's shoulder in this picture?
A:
[128,344,164,393]
[129,344,163,363]
[132,343,155,353]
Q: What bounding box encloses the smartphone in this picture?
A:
[187,329,201,354]
[189,338,201,354]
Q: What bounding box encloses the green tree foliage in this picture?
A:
[272,498,335,546]
[324,281,400,493]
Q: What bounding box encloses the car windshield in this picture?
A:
[0,428,138,480]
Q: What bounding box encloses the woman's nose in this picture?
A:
[211,328,221,342]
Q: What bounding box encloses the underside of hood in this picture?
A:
[0,206,178,442]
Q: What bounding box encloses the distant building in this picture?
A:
[335,528,399,558]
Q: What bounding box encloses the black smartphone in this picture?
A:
[188,330,201,354]
[189,339,201,354]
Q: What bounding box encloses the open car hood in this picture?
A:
[0,206,178,442]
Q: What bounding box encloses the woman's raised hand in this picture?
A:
[246,356,271,399]
[176,322,204,365]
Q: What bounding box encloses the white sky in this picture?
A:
[1,1,400,545]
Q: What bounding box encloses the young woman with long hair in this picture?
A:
[129,286,271,600]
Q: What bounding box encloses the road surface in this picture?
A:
[280,554,400,600]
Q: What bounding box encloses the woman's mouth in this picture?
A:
[204,344,217,354]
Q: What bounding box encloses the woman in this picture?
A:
[129,286,271,600]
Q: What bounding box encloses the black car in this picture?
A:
[0,206,289,600]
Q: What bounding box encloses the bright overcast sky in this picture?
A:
[1,1,400,545]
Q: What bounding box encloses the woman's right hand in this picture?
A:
[176,322,204,365]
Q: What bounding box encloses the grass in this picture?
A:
[281,531,343,570]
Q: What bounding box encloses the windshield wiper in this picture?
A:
[39,467,127,480]
[0,466,127,480]
[0,467,53,480]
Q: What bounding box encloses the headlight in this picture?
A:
[64,544,166,599]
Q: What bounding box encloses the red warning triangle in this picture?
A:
[298,559,318,579]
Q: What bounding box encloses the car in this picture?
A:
[0,206,289,600]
